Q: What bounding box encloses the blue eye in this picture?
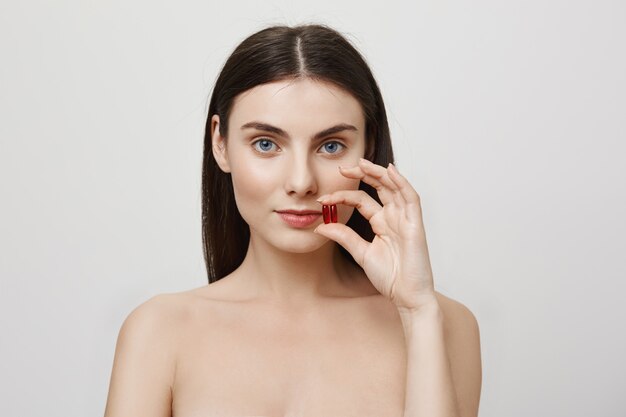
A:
[252,139,345,155]
[322,141,345,154]
[252,139,275,153]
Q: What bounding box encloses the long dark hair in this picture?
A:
[201,23,395,283]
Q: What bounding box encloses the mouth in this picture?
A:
[275,211,322,228]
[275,209,323,215]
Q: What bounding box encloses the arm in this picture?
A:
[311,160,482,415]
[398,294,482,417]
[104,294,178,417]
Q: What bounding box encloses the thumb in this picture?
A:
[314,223,368,268]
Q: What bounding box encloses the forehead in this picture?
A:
[229,78,365,132]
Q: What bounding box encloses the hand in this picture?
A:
[314,158,438,313]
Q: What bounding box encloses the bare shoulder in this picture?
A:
[136,288,215,327]
[124,292,190,331]
[115,292,189,367]
[434,290,479,328]
[114,291,202,371]
[434,290,482,417]
[146,284,232,328]
[432,289,481,360]
[131,292,185,316]
[104,292,190,417]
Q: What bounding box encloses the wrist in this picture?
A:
[397,301,444,340]
[395,292,441,316]
[396,296,443,323]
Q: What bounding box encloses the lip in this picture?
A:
[275,211,322,228]
[275,209,323,215]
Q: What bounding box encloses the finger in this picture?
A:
[387,163,423,224]
[337,164,382,187]
[387,163,421,205]
[357,158,399,190]
[313,221,369,268]
[317,189,383,221]
[338,164,397,206]
[357,158,405,208]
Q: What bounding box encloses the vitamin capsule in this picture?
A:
[322,205,330,223]
[330,204,337,223]
[322,204,338,224]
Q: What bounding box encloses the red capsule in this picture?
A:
[322,204,330,223]
[330,204,337,223]
[322,204,338,224]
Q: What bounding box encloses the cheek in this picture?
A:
[230,163,274,213]
[334,170,361,192]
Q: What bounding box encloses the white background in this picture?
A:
[1,0,624,416]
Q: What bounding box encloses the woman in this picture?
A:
[104,23,482,417]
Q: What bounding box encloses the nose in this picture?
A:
[284,155,318,197]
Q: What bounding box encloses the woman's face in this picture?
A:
[211,77,367,252]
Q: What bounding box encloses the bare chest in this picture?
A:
[172,297,408,417]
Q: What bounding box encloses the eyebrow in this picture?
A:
[240,121,358,141]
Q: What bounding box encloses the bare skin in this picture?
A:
[103,263,472,417]
[170,267,408,417]
[161,269,463,417]
[103,78,481,417]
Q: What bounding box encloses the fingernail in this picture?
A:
[316,194,329,202]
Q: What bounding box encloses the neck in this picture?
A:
[232,231,370,306]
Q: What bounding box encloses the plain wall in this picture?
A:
[1,0,624,416]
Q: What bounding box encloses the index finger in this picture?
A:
[317,189,382,222]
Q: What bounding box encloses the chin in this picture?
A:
[272,234,328,254]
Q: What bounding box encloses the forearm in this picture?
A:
[398,302,460,417]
